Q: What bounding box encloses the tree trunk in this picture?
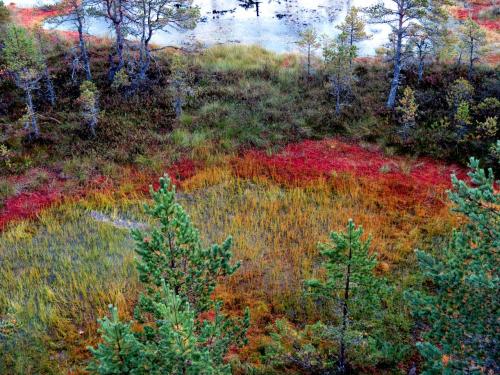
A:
[338,228,353,374]
[307,45,311,77]
[175,84,183,119]
[335,84,341,116]
[44,66,56,106]
[25,87,39,138]
[387,17,404,109]
[108,21,124,82]
[77,14,92,81]
[418,58,424,82]
[468,37,474,80]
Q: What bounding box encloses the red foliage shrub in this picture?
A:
[0,188,61,230]
[233,139,467,207]
[451,4,500,31]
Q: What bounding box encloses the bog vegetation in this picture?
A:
[0,0,498,374]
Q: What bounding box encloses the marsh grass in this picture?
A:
[0,160,457,372]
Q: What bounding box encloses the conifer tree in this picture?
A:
[336,6,370,68]
[364,0,449,108]
[265,221,404,373]
[396,86,418,142]
[33,25,57,107]
[132,175,240,313]
[407,24,432,81]
[408,158,499,373]
[2,25,44,139]
[89,176,249,374]
[323,33,356,116]
[459,17,486,80]
[297,28,320,77]
[126,0,199,86]
[89,283,241,374]
[305,220,389,374]
[49,0,93,80]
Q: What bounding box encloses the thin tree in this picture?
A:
[407,24,432,82]
[33,25,57,106]
[297,28,320,77]
[396,86,418,142]
[336,6,371,68]
[49,0,92,80]
[0,0,9,27]
[92,0,127,82]
[459,17,486,80]
[323,32,356,116]
[3,25,44,139]
[306,220,389,374]
[364,0,447,108]
[126,0,199,86]
[78,80,99,136]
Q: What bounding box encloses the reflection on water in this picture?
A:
[11,0,391,55]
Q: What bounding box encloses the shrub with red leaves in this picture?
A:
[233,139,467,207]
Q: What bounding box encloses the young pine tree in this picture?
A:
[89,176,249,374]
[0,0,9,27]
[89,282,240,374]
[297,28,320,77]
[408,158,499,373]
[78,80,99,137]
[323,33,356,116]
[396,86,418,143]
[265,221,405,373]
[459,17,486,80]
[305,220,390,374]
[2,25,44,139]
[336,6,370,68]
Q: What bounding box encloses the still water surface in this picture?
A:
[11,0,391,55]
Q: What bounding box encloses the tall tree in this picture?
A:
[336,6,370,68]
[364,0,447,108]
[126,0,199,86]
[3,25,44,139]
[89,175,249,373]
[49,0,92,80]
[459,17,486,80]
[408,157,499,373]
[323,32,356,116]
[92,0,127,82]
